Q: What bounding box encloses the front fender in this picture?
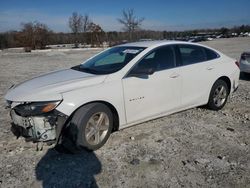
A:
[56,80,126,128]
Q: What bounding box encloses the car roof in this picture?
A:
[118,40,200,48]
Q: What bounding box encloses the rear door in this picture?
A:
[177,44,220,108]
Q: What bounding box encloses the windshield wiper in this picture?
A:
[72,65,106,75]
[79,66,94,72]
[71,65,93,73]
[72,65,111,75]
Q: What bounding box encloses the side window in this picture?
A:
[178,45,206,66]
[205,48,219,60]
[129,45,176,74]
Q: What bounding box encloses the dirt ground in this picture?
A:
[0,37,249,188]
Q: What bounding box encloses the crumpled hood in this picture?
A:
[5,69,107,102]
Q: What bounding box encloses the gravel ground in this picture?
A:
[0,37,249,188]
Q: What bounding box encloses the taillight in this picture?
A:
[235,61,240,68]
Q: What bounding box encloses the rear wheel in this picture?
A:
[207,79,229,110]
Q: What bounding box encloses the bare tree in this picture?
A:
[33,22,51,49]
[118,9,144,41]
[69,12,91,47]
[88,22,104,46]
[83,14,91,32]
[19,21,50,51]
[20,22,34,51]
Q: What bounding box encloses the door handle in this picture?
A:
[207,67,214,70]
[170,73,179,78]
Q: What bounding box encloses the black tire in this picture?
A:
[207,79,229,111]
[240,72,246,79]
[241,72,250,79]
[63,103,113,151]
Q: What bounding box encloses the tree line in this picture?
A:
[0,9,250,50]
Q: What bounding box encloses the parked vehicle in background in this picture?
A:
[5,41,240,151]
[240,51,250,75]
[188,36,207,43]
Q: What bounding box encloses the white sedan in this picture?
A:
[5,41,240,151]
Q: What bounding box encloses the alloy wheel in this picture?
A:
[213,85,227,107]
[85,112,110,145]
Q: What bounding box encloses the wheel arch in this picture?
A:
[206,76,231,105]
[63,100,120,133]
[216,76,231,93]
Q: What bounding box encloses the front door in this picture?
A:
[122,45,181,124]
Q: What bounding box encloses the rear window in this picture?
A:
[178,45,219,66]
[178,45,206,65]
[241,52,250,61]
[205,48,219,60]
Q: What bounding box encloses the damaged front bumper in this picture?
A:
[9,109,68,143]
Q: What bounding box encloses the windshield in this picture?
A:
[72,46,145,75]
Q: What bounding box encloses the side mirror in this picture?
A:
[129,66,156,77]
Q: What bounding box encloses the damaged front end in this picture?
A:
[7,101,68,143]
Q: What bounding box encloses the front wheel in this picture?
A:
[64,103,113,151]
[207,80,229,110]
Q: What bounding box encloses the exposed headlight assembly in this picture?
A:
[13,101,61,117]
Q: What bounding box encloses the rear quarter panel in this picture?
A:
[211,54,240,95]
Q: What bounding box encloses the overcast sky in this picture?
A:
[1,0,250,32]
